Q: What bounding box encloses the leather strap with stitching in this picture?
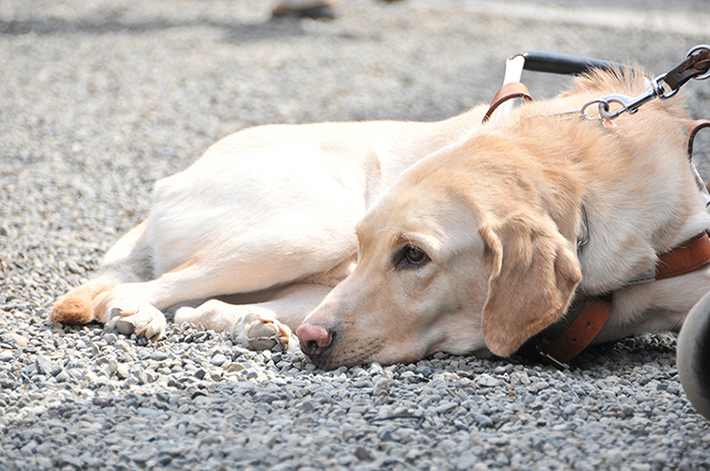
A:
[539,297,612,365]
[656,231,710,280]
[662,48,710,92]
[482,82,533,123]
[536,230,710,367]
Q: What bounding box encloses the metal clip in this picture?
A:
[584,44,709,122]
[596,75,674,120]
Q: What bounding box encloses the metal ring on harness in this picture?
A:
[687,45,710,81]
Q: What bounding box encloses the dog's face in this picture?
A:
[298,140,583,369]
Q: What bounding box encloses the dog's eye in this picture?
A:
[406,246,427,264]
[396,245,430,269]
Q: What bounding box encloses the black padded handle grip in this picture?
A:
[516,51,625,76]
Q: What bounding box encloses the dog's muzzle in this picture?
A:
[296,322,335,368]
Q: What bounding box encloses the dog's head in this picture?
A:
[297,137,583,369]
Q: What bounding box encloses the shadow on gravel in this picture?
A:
[0,17,306,42]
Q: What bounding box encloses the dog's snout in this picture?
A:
[296,322,334,360]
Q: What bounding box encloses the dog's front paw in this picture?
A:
[237,312,292,352]
[113,307,167,341]
[95,296,166,341]
[93,287,167,341]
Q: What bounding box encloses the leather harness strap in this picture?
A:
[482,82,533,123]
[656,231,710,280]
[537,231,710,367]
[540,297,612,365]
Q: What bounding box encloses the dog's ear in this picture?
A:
[479,212,582,357]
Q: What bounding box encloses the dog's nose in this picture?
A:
[296,322,333,359]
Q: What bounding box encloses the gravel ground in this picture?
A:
[2,1,710,470]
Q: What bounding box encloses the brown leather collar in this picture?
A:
[531,230,710,368]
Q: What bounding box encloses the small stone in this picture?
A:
[114,340,132,353]
[475,415,494,428]
[151,351,168,362]
[36,456,53,469]
[510,371,531,386]
[373,377,391,395]
[116,364,130,379]
[354,447,373,461]
[476,374,503,387]
[211,354,227,366]
[455,452,479,470]
[66,260,83,274]
[0,350,14,362]
[35,355,55,375]
[55,371,70,383]
[8,333,28,348]
[434,401,458,414]
[432,372,459,383]
[531,381,550,393]
[227,363,246,372]
[101,359,118,376]
[59,456,85,469]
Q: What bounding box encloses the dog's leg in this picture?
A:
[50,221,152,325]
[174,283,332,351]
[52,217,357,341]
[88,250,351,341]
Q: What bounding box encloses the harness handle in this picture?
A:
[512,51,625,76]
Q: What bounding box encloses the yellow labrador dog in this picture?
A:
[51,69,710,372]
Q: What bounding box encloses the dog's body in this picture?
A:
[50,104,487,347]
[51,69,710,372]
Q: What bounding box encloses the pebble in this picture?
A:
[475,414,495,428]
[210,353,228,366]
[151,351,168,362]
[476,374,504,388]
[434,401,459,414]
[1,1,709,471]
